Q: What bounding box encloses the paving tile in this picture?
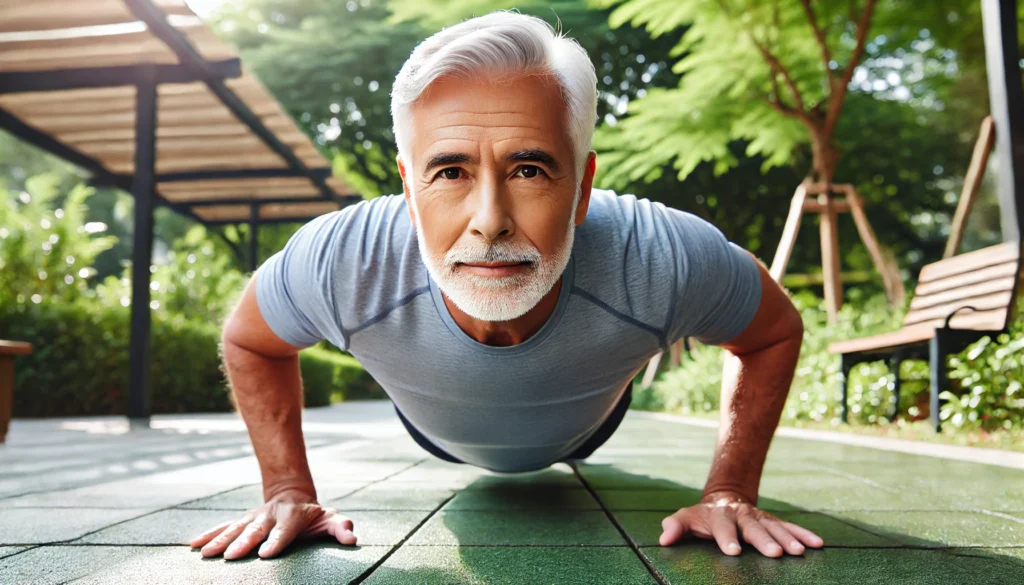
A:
[0,546,30,559]
[574,462,709,491]
[327,483,456,511]
[1,481,241,509]
[0,507,152,545]
[383,461,492,487]
[77,508,430,547]
[442,486,599,510]
[364,545,657,584]
[405,510,625,546]
[640,544,1020,584]
[309,461,416,483]
[835,511,1024,547]
[755,473,906,511]
[179,482,368,510]
[975,547,1024,561]
[0,544,146,585]
[460,464,582,489]
[596,488,704,511]
[614,511,898,548]
[11,544,391,585]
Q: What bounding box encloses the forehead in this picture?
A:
[407,72,570,160]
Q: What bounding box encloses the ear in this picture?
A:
[574,151,597,226]
[397,155,417,228]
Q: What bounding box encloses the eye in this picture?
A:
[435,168,462,181]
[516,165,546,179]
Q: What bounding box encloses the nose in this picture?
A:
[467,185,514,241]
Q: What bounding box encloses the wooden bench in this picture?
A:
[0,340,33,443]
[828,242,1021,431]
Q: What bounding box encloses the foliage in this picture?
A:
[0,174,117,305]
[88,224,249,327]
[638,287,1024,432]
[0,295,382,416]
[634,290,905,424]
[943,299,1024,431]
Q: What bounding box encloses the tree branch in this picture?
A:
[823,0,876,139]
[800,0,834,85]
[210,226,246,269]
[753,38,807,113]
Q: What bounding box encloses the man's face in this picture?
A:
[397,72,594,322]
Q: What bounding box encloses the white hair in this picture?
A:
[390,10,598,183]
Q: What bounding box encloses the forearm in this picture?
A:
[220,339,316,501]
[702,332,801,502]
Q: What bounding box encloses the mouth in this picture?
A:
[456,261,533,277]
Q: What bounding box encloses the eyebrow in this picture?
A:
[422,148,562,176]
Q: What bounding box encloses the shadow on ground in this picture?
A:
[330,465,1024,584]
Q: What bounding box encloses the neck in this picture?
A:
[441,276,563,346]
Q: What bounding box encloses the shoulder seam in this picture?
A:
[342,284,431,345]
[571,286,668,350]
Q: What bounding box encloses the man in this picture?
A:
[192,10,823,562]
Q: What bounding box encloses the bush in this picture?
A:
[942,298,1024,431]
[632,289,972,427]
[1,296,383,416]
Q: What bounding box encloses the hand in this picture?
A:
[189,488,358,560]
[658,490,824,557]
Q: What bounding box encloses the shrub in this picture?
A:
[1,296,382,416]
[633,289,942,426]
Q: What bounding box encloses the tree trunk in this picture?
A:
[808,125,839,184]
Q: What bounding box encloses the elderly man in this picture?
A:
[192,10,823,562]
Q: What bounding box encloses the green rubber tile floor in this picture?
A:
[3,402,1024,584]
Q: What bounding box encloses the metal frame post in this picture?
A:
[128,68,158,423]
[249,203,260,272]
[980,0,1024,244]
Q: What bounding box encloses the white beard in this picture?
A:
[414,192,578,322]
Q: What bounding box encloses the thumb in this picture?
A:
[325,514,358,546]
[660,513,691,546]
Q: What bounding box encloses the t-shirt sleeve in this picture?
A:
[254,211,348,350]
[660,206,763,346]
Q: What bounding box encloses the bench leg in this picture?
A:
[889,354,903,422]
[929,333,949,433]
[839,354,852,424]
[0,356,13,443]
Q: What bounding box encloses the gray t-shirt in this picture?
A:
[255,188,762,472]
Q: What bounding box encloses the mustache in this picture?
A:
[443,241,542,266]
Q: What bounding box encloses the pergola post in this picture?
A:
[249,203,260,272]
[980,0,1024,244]
[128,68,158,423]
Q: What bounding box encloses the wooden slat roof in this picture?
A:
[0,0,358,224]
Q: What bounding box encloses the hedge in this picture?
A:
[0,297,384,417]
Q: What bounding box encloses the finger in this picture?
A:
[258,511,305,559]
[325,514,358,546]
[737,515,783,558]
[709,510,742,556]
[189,520,232,549]
[759,518,806,556]
[201,514,253,558]
[659,512,692,546]
[224,513,275,561]
[781,521,825,548]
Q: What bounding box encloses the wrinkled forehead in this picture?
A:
[406,73,572,164]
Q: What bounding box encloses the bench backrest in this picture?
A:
[903,242,1021,332]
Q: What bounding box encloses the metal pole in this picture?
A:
[249,203,260,272]
[128,68,158,423]
[981,0,1024,244]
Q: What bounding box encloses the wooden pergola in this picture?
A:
[0,0,364,423]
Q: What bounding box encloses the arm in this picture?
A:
[704,252,802,503]
[658,252,823,557]
[220,277,317,504]
[190,214,362,557]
